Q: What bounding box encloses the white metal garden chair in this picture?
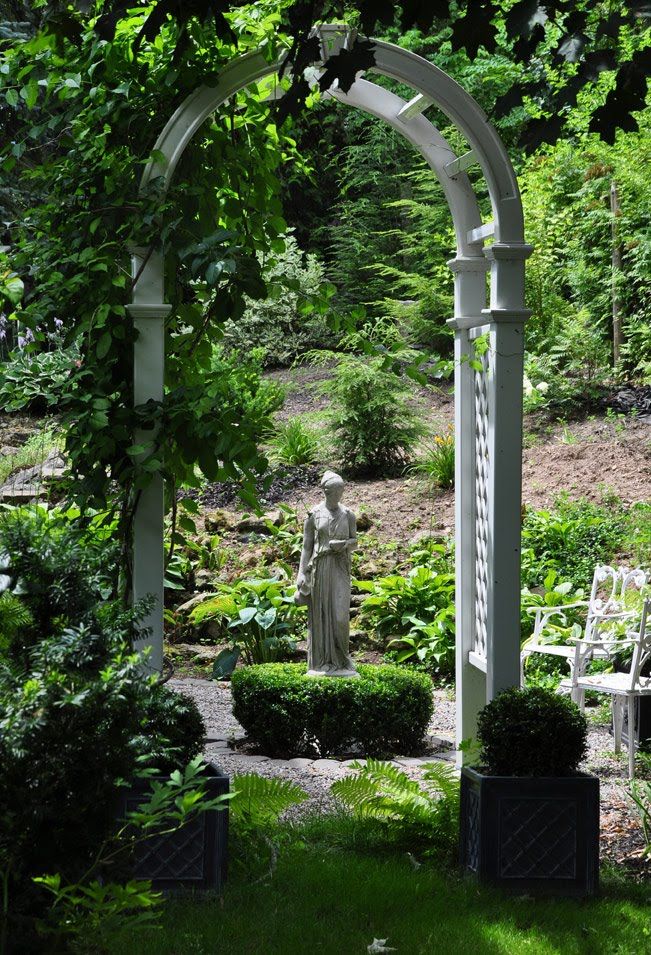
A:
[566,597,651,779]
[520,565,648,703]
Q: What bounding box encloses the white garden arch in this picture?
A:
[129,24,532,750]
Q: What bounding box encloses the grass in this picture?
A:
[0,425,61,485]
[113,815,651,955]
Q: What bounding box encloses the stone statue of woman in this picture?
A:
[295,471,359,677]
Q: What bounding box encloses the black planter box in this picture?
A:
[118,762,229,893]
[460,767,599,897]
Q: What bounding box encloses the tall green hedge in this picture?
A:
[231,663,433,758]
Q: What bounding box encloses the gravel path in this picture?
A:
[170,678,646,867]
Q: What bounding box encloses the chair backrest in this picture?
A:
[586,565,648,636]
[626,597,651,691]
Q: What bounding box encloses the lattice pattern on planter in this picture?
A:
[473,339,491,660]
[499,797,578,879]
[464,786,481,872]
[125,799,208,881]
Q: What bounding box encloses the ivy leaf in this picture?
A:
[318,38,377,94]
[399,0,451,32]
[96,332,112,360]
[504,0,547,39]
[451,0,497,58]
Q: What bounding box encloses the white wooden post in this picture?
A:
[448,255,490,755]
[127,248,170,673]
[483,242,532,696]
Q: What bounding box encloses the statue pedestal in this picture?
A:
[306,668,360,679]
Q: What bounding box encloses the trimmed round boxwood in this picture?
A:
[231,663,434,758]
[476,686,588,777]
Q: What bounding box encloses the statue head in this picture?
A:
[320,470,344,507]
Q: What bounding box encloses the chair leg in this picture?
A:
[628,696,636,780]
[613,697,623,754]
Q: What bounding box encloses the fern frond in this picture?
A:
[230,773,308,828]
[0,591,32,643]
[331,760,444,828]
[421,761,460,802]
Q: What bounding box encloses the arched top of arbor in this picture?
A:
[140,23,526,250]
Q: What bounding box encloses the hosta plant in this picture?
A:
[188,578,303,677]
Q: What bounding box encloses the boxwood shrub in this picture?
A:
[231,663,433,758]
[476,686,588,777]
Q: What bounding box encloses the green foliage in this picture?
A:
[268,417,321,466]
[0,505,119,659]
[322,354,425,476]
[231,663,433,758]
[357,555,456,677]
[331,758,459,858]
[187,577,302,675]
[411,428,455,490]
[0,591,31,653]
[0,346,80,414]
[476,687,588,777]
[628,781,651,858]
[0,7,300,558]
[33,756,228,953]
[230,774,308,832]
[33,876,163,954]
[0,507,209,950]
[521,497,627,590]
[222,234,335,366]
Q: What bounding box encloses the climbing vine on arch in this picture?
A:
[0,5,318,592]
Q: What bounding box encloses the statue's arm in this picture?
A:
[297,515,315,584]
[345,509,357,553]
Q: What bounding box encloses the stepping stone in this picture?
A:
[288,758,313,769]
[311,759,344,773]
[341,758,366,768]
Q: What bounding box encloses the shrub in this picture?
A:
[476,686,588,777]
[521,497,626,590]
[222,235,335,366]
[268,417,321,466]
[0,507,207,950]
[324,355,424,476]
[231,663,433,758]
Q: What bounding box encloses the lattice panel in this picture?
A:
[473,342,490,660]
[499,798,578,880]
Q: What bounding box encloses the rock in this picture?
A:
[235,509,283,534]
[204,509,238,532]
[0,445,16,457]
[341,758,367,768]
[0,483,45,502]
[194,568,217,589]
[288,758,313,769]
[166,643,223,666]
[176,592,216,614]
[356,511,373,532]
[0,451,66,501]
[311,759,344,773]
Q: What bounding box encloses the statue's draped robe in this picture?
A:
[305,504,355,673]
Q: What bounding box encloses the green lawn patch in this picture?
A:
[116,817,650,955]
